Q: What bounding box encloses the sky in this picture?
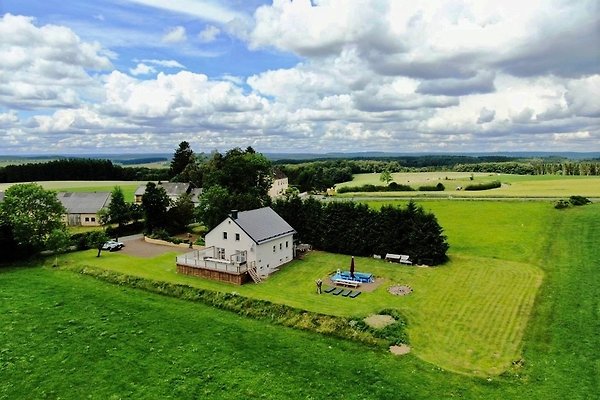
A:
[0,0,599,155]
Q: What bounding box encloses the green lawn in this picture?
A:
[336,172,600,198]
[0,181,147,203]
[1,202,598,398]
[57,200,557,376]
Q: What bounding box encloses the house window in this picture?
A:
[223,232,227,240]
[85,217,90,222]
[273,245,276,252]
[91,217,96,222]
[279,243,282,250]
[217,247,225,259]
[235,233,240,241]
[286,241,289,248]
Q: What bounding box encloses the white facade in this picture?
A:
[268,177,289,199]
[204,208,295,277]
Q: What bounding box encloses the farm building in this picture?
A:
[177,207,296,284]
[57,192,111,226]
[134,182,202,205]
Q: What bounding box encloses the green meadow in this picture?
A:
[0,181,147,203]
[1,199,598,398]
[336,172,600,198]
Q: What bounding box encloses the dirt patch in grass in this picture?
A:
[389,344,411,356]
[364,314,396,329]
[388,285,413,296]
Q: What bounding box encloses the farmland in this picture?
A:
[335,172,600,198]
[1,197,598,398]
[0,181,147,203]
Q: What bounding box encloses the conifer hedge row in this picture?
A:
[273,197,449,265]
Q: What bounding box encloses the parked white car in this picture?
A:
[102,240,124,251]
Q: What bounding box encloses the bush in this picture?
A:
[464,180,501,191]
[554,200,570,209]
[418,182,445,191]
[105,221,144,238]
[337,183,414,193]
[569,196,591,206]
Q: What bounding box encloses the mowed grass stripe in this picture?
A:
[408,258,542,375]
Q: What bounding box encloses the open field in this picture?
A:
[2,202,598,398]
[0,181,147,203]
[336,172,600,198]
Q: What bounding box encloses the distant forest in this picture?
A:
[0,159,168,183]
[0,155,598,193]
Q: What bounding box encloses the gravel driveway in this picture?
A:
[119,237,191,258]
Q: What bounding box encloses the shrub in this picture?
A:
[464,180,501,191]
[569,196,591,206]
[418,182,445,191]
[106,221,144,238]
[337,183,414,193]
[554,200,570,209]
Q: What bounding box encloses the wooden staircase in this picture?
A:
[247,265,262,283]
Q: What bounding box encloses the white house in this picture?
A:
[176,207,296,284]
[268,169,289,199]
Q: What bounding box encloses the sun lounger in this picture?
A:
[331,288,343,295]
[341,289,352,297]
[324,286,335,293]
[349,291,361,298]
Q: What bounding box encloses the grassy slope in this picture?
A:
[1,204,598,398]
[336,172,600,198]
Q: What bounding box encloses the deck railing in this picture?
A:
[176,248,250,275]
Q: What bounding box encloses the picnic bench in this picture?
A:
[385,253,413,265]
[332,278,360,288]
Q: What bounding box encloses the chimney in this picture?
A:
[230,210,238,219]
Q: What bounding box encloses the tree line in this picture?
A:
[0,159,168,183]
[272,196,449,265]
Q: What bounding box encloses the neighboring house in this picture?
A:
[176,207,296,284]
[57,192,111,226]
[134,182,202,205]
[268,169,289,199]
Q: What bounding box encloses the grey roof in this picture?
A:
[233,207,295,244]
[134,182,192,197]
[57,192,111,214]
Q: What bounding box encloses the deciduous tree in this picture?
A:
[141,182,170,233]
[0,183,66,251]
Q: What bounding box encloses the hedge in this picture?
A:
[464,181,501,191]
[69,265,409,347]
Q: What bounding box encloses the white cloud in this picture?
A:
[198,25,220,43]
[1,2,599,154]
[162,26,187,43]
[126,0,242,23]
[0,14,112,109]
[129,63,156,76]
[139,59,186,69]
